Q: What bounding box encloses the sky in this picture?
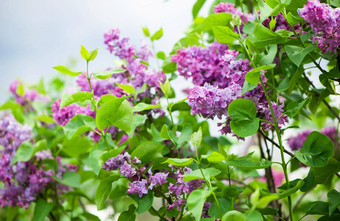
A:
[0,0,209,102]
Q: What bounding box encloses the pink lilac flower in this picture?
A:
[298,0,340,53]
[214,2,254,24]
[51,98,94,126]
[9,80,49,112]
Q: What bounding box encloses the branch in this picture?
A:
[259,130,294,157]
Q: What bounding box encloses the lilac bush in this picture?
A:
[1,0,340,220]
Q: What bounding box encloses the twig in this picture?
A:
[259,130,294,157]
[293,192,309,211]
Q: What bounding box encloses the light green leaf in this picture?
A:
[191,127,202,147]
[183,168,221,182]
[207,152,225,163]
[131,141,163,163]
[63,114,96,139]
[53,65,83,77]
[192,0,206,18]
[151,28,163,41]
[130,191,154,214]
[88,48,99,61]
[163,158,194,166]
[245,64,276,85]
[80,45,90,60]
[133,103,162,112]
[225,159,272,169]
[142,26,150,37]
[93,69,125,79]
[187,188,216,221]
[60,91,92,108]
[222,210,246,221]
[95,175,120,210]
[284,45,318,67]
[54,171,80,188]
[11,141,34,165]
[197,13,233,31]
[212,26,239,45]
[117,83,134,94]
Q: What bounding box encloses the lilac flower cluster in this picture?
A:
[103,29,166,99]
[287,127,340,151]
[9,80,49,112]
[102,152,168,197]
[51,98,94,126]
[167,166,205,211]
[298,0,340,53]
[173,43,288,136]
[214,2,254,25]
[0,115,52,208]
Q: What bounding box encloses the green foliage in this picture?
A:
[228,99,260,137]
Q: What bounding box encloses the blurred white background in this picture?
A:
[0,0,211,102]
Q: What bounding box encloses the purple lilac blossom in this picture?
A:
[287,127,339,151]
[214,2,254,24]
[127,179,149,197]
[176,43,287,136]
[0,115,53,208]
[298,0,340,53]
[9,80,49,112]
[51,98,94,126]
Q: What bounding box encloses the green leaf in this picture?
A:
[16,82,25,96]
[208,197,233,219]
[248,24,284,48]
[88,48,99,61]
[259,44,278,65]
[117,83,134,94]
[142,26,150,37]
[0,101,24,123]
[35,114,55,124]
[192,0,206,18]
[306,201,329,215]
[328,189,340,215]
[225,159,272,169]
[197,13,233,31]
[207,152,225,163]
[131,141,163,163]
[118,204,136,221]
[93,69,125,79]
[133,103,161,112]
[53,65,83,77]
[130,191,154,214]
[286,98,309,118]
[212,26,239,45]
[156,51,166,60]
[32,199,55,221]
[242,81,258,95]
[245,64,276,85]
[11,141,34,165]
[330,0,340,7]
[183,168,221,182]
[191,127,202,147]
[96,97,133,132]
[80,45,90,60]
[160,78,171,97]
[177,123,193,147]
[62,135,92,158]
[54,171,80,188]
[284,45,317,67]
[295,131,334,167]
[228,99,260,137]
[311,158,340,185]
[163,158,194,166]
[245,210,263,221]
[63,114,96,139]
[222,210,246,221]
[151,28,163,41]
[95,175,120,210]
[89,148,104,175]
[187,188,216,221]
[60,91,92,108]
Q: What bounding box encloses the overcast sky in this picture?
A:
[0,0,212,102]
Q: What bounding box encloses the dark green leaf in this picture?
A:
[118,204,136,221]
[284,45,318,67]
[131,141,163,163]
[286,98,309,118]
[63,114,96,139]
[130,191,154,214]
[328,189,340,215]
[295,131,334,167]
[32,199,55,221]
[54,171,80,188]
[228,99,260,137]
